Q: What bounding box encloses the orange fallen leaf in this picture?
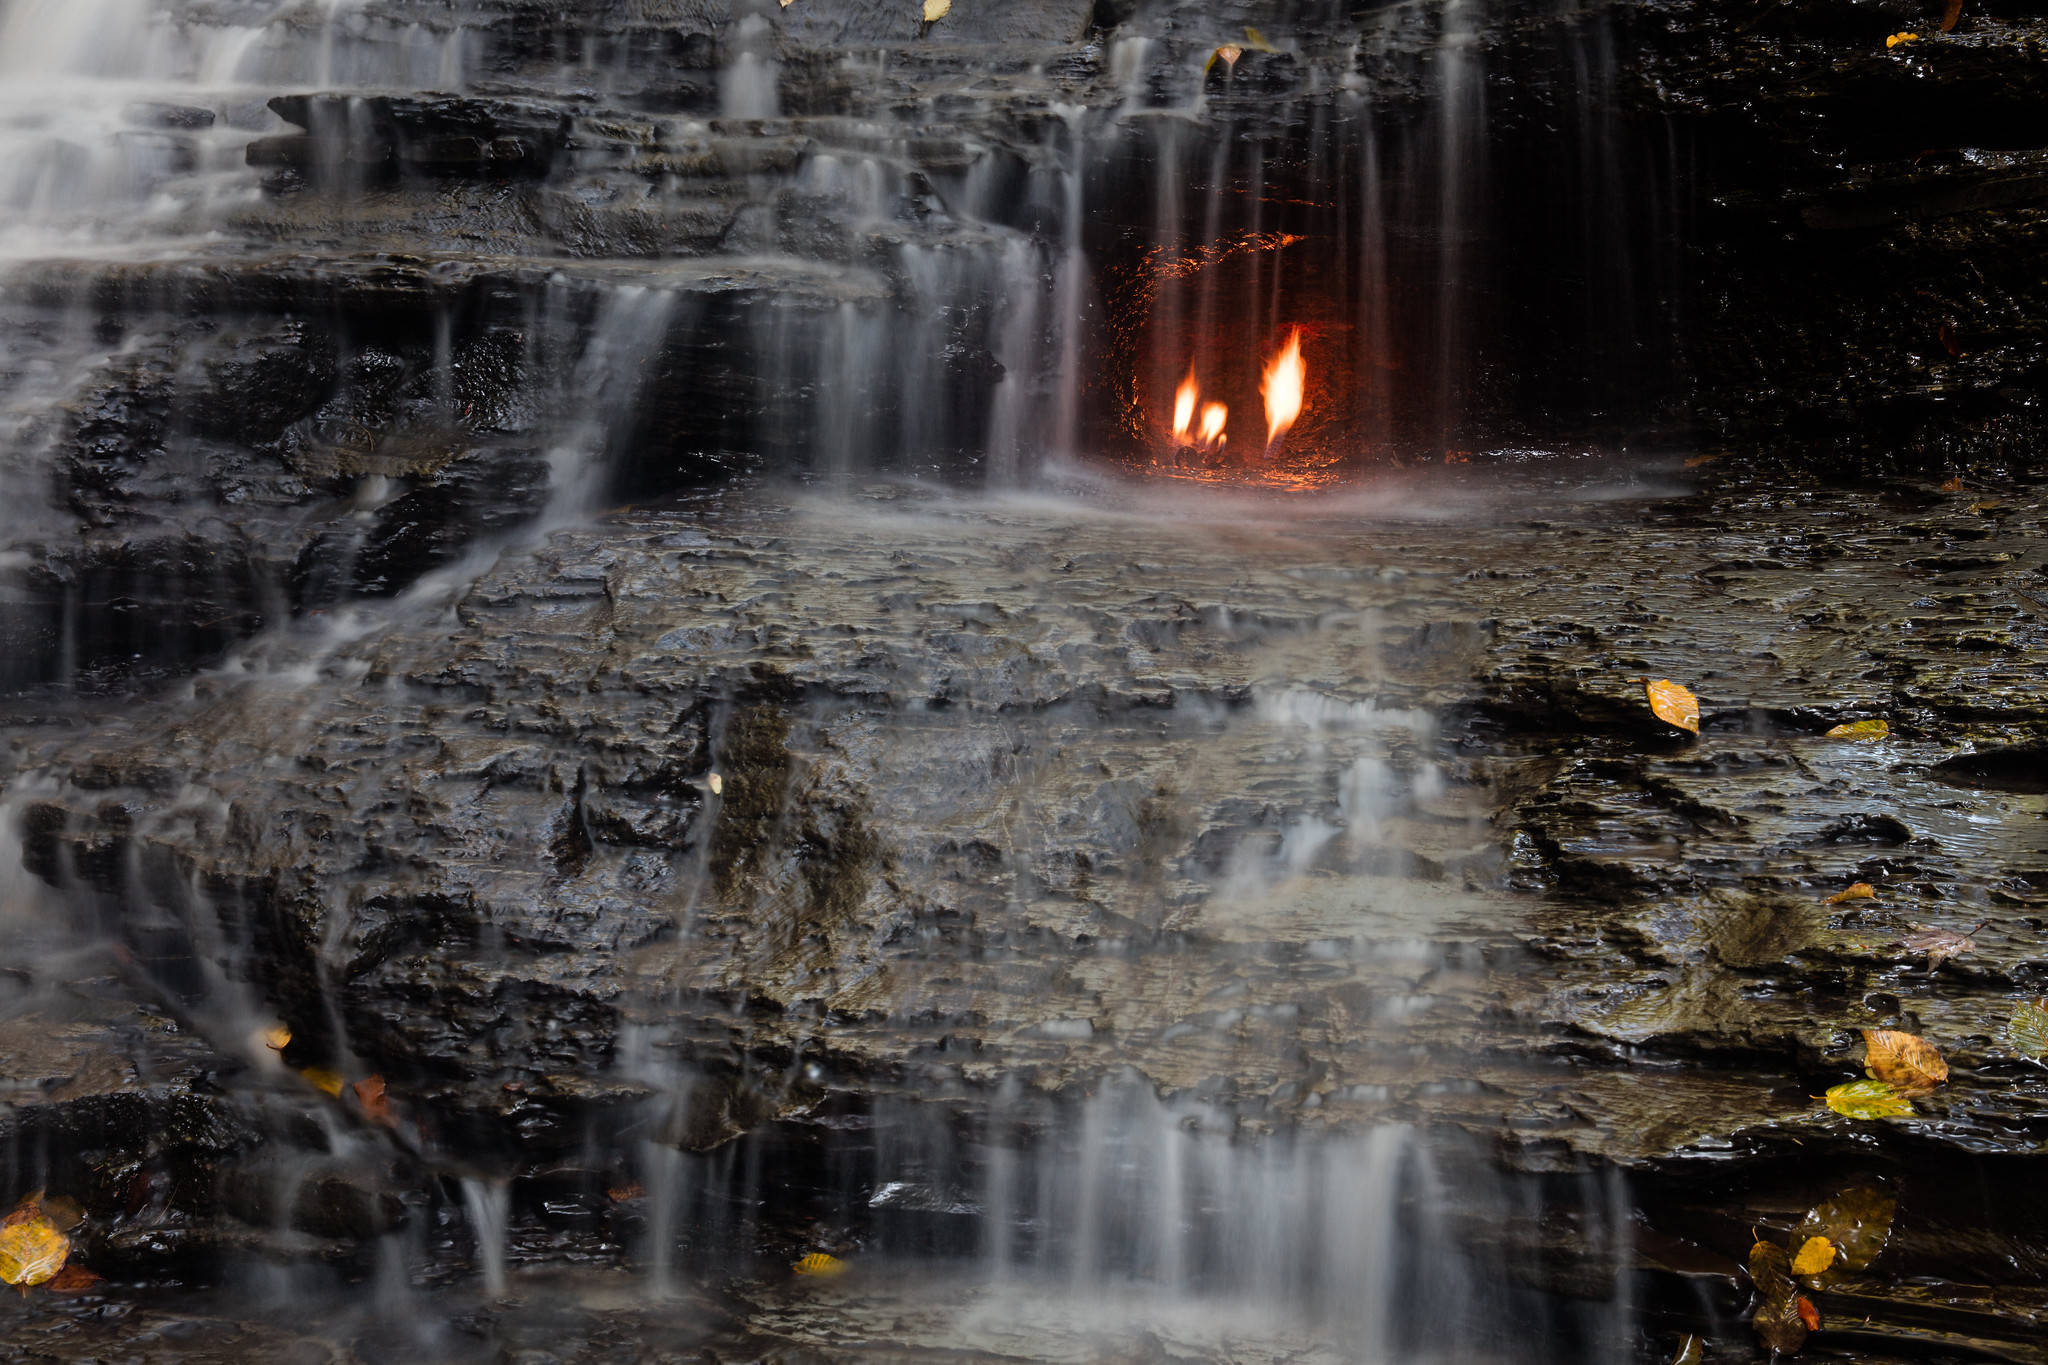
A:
[1796,1295,1822,1331]
[263,1024,292,1052]
[45,1263,101,1293]
[1682,454,1720,468]
[1862,1028,1948,1092]
[1940,0,1962,32]
[352,1074,395,1127]
[1825,882,1877,904]
[1886,31,1919,47]
[1645,679,1700,734]
[1939,475,1965,491]
[607,1182,645,1203]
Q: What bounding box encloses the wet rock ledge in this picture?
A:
[4,464,2046,1360]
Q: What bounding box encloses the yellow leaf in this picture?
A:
[263,1023,292,1051]
[1669,1334,1705,1365]
[1886,31,1919,47]
[1795,1186,1896,1272]
[1243,26,1276,52]
[708,772,723,796]
[1825,882,1876,903]
[1861,1028,1947,1092]
[922,0,949,21]
[0,1210,69,1287]
[1823,1078,1915,1119]
[1825,718,1888,739]
[1791,1235,1836,1277]
[793,1251,847,1277]
[301,1066,345,1097]
[1645,679,1699,734]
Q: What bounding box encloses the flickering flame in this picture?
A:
[1261,327,1305,449]
[1172,369,1198,439]
[1198,402,1228,446]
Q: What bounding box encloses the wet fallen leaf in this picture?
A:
[301,1066,345,1097]
[1796,1295,1822,1332]
[1204,44,1244,75]
[922,0,949,22]
[1753,1292,1809,1354]
[45,1263,101,1293]
[1902,921,1985,969]
[1940,0,1963,32]
[1823,1078,1915,1119]
[1861,1028,1947,1093]
[1683,454,1720,468]
[1795,1186,1897,1272]
[1824,719,1889,740]
[607,1182,644,1203]
[780,0,796,7]
[707,772,723,796]
[1968,500,2008,515]
[1939,475,1966,491]
[1791,1235,1836,1278]
[1243,26,1277,52]
[1669,1334,1706,1365]
[793,1251,847,1278]
[1645,679,1700,734]
[2006,998,2048,1060]
[1825,882,1876,904]
[263,1023,292,1051]
[0,1209,69,1287]
[1748,1239,1794,1303]
[1886,31,1919,47]
[353,1074,395,1127]
[34,1196,83,1234]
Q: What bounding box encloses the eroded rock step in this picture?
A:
[5,466,2046,1359]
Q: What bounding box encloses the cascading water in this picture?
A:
[0,2,1729,1360]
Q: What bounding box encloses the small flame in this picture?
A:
[1198,402,1228,446]
[1172,369,1198,439]
[1261,327,1305,450]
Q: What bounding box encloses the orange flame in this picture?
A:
[1172,369,1198,439]
[1260,327,1305,450]
[1198,402,1228,446]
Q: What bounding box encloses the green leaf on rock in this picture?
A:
[2006,998,2048,1061]
[1823,1078,1914,1119]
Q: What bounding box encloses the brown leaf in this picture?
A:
[45,1263,101,1293]
[1861,1028,1948,1093]
[1748,1239,1794,1303]
[1668,1335,1705,1365]
[1824,882,1876,904]
[1940,0,1963,32]
[1796,1295,1822,1332]
[352,1074,395,1127]
[1902,921,1985,969]
[1646,679,1700,734]
[607,1182,645,1203]
[1795,1186,1896,1273]
[1753,1291,1809,1354]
